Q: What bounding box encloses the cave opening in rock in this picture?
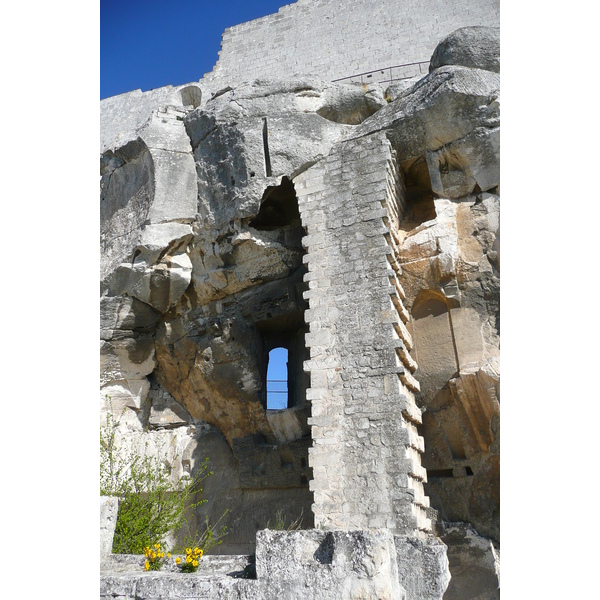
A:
[249,176,301,231]
[399,156,436,224]
[428,469,454,478]
[266,347,289,410]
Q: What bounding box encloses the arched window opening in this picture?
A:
[258,309,309,413]
[266,347,289,410]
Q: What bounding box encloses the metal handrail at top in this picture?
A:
[332,60,430,85]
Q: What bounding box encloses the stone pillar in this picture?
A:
[295,132,430,535]
[100,496,119,559]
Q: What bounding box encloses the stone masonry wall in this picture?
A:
[295,132,430,535]
[204,0,499,85]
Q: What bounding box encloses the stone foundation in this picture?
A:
[101,526,448,599]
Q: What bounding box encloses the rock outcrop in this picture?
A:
[429,26,500,74]
[441,522,500,600]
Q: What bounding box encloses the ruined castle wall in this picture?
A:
[295,132,429,534]
[205,0,499,85]
[101,84,202,153]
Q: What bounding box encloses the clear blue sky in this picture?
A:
[101,0,294,99]
[267,348,289,410]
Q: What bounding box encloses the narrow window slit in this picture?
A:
[262,117,272,177]
[266,347,288,409]
[427,468,454,478]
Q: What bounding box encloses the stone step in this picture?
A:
[387,268,406,300]
[389,288,411,323]
[400,369,421,393]
[393,318,414,351]
[395,342,418,373]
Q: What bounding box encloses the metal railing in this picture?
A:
[267,380,288,394]
[332,61,430,86]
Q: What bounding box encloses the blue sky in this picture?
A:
[267,348,289,410]
[101,0,294,99]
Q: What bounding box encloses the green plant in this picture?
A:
[100,400,211,555]
[176,510,229,555]
[266,508,304,531]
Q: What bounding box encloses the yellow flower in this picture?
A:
[144,560,149,571]
[186,555,192,564]
[175,557,181,565]
[186,547,192,555]
[192,560,198,568]
[167,553,171,558]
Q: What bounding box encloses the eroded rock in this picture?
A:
[397,189,499,543]
[430,27,500,74]
[441,522,500,600]
[255,529,406,600]
[100,496,119,559]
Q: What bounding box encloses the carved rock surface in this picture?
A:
[394,536,451,600]
[255,529,405,600]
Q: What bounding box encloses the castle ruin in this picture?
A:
[100,1,500,598]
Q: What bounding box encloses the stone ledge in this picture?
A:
[100,530,450,600]
[101,552,253,575]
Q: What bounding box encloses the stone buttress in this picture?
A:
[295,132,430,535]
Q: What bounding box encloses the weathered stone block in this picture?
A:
[394,535,451,600]
[430,26,500,73]
[100,496,119,559]
[441,522,500,600]
[255,529,406,600]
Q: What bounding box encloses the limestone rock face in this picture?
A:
[354,64,499,200]
[441,522,500,600]
[100,83,203,153]
[398,194,500,542]
[394,536,451,600]
[430,27,500,73]
[100,26,500,593]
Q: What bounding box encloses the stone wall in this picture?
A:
[101,84,202,153]
[101,527,450,600]
[205,0,499,86]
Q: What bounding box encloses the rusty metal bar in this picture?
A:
[332,61,429,84]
